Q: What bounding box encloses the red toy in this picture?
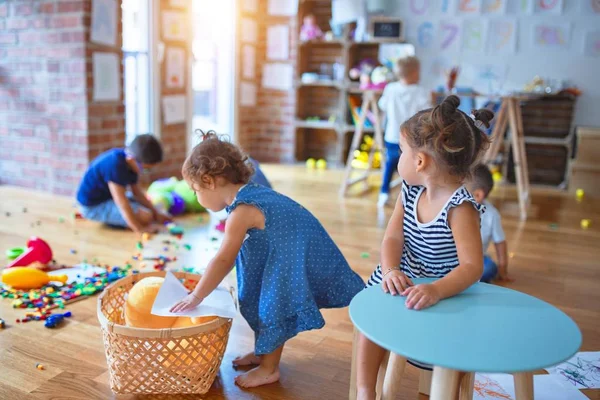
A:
[5,237,53,269]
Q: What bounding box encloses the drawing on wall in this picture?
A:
[462,19,488,52]
[162,11,187,41]
[519,0,535,13]
[162,95,186,125]
[584,31,600,57]
[535,0,563,14]
[482,0,507,14]
[267,25,290,60]
[242,0,258,13]
[242,45,256,79]
[91,0,117,46]
[546,352,600,389]
[165,47,185,89]
[416,21,435,48]
[438,20,461,52]
[458,0,482,14]
[241,18,258,43]
[240,82,257,107]
[532,22,571,49]
[93,52,120,102]
[487,19,517,54]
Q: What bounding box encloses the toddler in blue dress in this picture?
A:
[171,131,364,388]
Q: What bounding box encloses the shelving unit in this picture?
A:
[294,1,406,167]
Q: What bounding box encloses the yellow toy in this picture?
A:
[124,277,178,329]
[581,219,591,229]
[1,267,68,290]
[305,158,316,169]
[576,189,584,201]
[316,159,327,170]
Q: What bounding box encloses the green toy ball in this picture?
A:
[148,192,172,212]
[148,177,178,196]
[6,247,25,260]
[174,180,206,213]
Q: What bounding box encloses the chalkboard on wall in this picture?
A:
[369,17,403,42]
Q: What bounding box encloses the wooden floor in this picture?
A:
[0,165,599,400]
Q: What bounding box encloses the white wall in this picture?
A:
[388,0,600,128]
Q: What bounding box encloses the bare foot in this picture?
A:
[232,352,262,367]
[234,364,280,388]
[357,387,376,400]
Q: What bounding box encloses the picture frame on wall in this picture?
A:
[367,17,404,43]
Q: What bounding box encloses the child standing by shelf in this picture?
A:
[378,56,432,208]
[468,164,512,282]
[170,132,364,388]
[357,95,494,400]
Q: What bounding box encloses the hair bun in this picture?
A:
[472,108,494,129]
[442,95,460,112]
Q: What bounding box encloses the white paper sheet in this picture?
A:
[151,271,237,319]
[91,0,117,46]
[161,94,186,125]
[242,45,255,79]
[162,11,187,41]
[545,351,600,389]
[267,25,289,60]
[262,63,293,90]
[241,18,257,43]
[532,22,571,49]
[486,19,517,55]
[52,264,107,286]
[534,0,563,14]
[474,373,588,399]
[240,82,257,107]
[165,47,185,88]
[93,52,120,102]
[267,0,298,16]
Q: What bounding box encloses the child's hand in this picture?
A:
[402,284,440,310]
[170,293,203,313]
[153,210,172,224]
[382,270,413,296]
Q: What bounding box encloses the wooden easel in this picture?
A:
[340,90,401,197]
[484,96,530,220]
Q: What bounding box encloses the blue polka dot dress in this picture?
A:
[226,184,365,355]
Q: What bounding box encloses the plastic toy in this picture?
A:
[0,317,5,329]
[306,158,316,169]
[44,311,72,328]
[316,159,327,170]
[173,180,205,212]
[1,267,68,290]
[576,188,584,201]
[5,237,53,269]
[148,177,205,215]
[581,219,591,229]
[124,277,178,329]
[299,14,323,42]
[5,247,25,260]
[36,363,45,370]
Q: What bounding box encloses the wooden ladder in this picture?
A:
[340,90,401,197]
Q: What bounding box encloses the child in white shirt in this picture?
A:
[468,164,513,282]
[378,56,432,207]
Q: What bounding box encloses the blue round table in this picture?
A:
[349,278,582,400]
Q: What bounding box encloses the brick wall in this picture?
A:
[236,0,297,163]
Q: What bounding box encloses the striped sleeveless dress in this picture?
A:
[366,181,484,369]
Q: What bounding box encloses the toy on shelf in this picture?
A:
[1,267,68,290]
[147,177,206,216]
[350,136,381,170]
[349,59,392,90]
[306,158,327,170]
[44,311,72,328]
[5,247,25,261]
[5,237,53,269]
[300,14,323,42]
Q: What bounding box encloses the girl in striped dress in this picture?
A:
[356,95,494,400]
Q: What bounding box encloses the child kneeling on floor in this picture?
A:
[76,134,171,233]
[170,132,365,388]
[468,164,512,282]
[357,96,493,400]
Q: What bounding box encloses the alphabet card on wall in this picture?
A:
[162,11,187,41]
[487,19,517,54]
[457,0,482,14]
[438,20,462,52]
[519,0,535,14]
[462,19,488,52]
[165,47,185,89]
[535,0,563,15]
[482,0,507,15]
[532,22,571,49]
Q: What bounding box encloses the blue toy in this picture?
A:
[44,311,72,328]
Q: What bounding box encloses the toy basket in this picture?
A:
[97,271,233,395]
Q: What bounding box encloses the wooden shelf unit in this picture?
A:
[294,1,406,167]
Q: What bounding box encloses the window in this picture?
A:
[122,0,153,144]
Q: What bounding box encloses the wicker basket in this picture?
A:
[97,271,233,395]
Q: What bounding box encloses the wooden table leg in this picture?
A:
[381,352,406,400]
[418,369,433,395]
[458,372,475,400]
[513,372,534,400]
[375,351,390,400]
[430,366,461,400]
[349,328,358,400]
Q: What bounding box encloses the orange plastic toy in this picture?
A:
[1,267,68,290]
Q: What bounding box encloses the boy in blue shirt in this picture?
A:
[76,134,171,233]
